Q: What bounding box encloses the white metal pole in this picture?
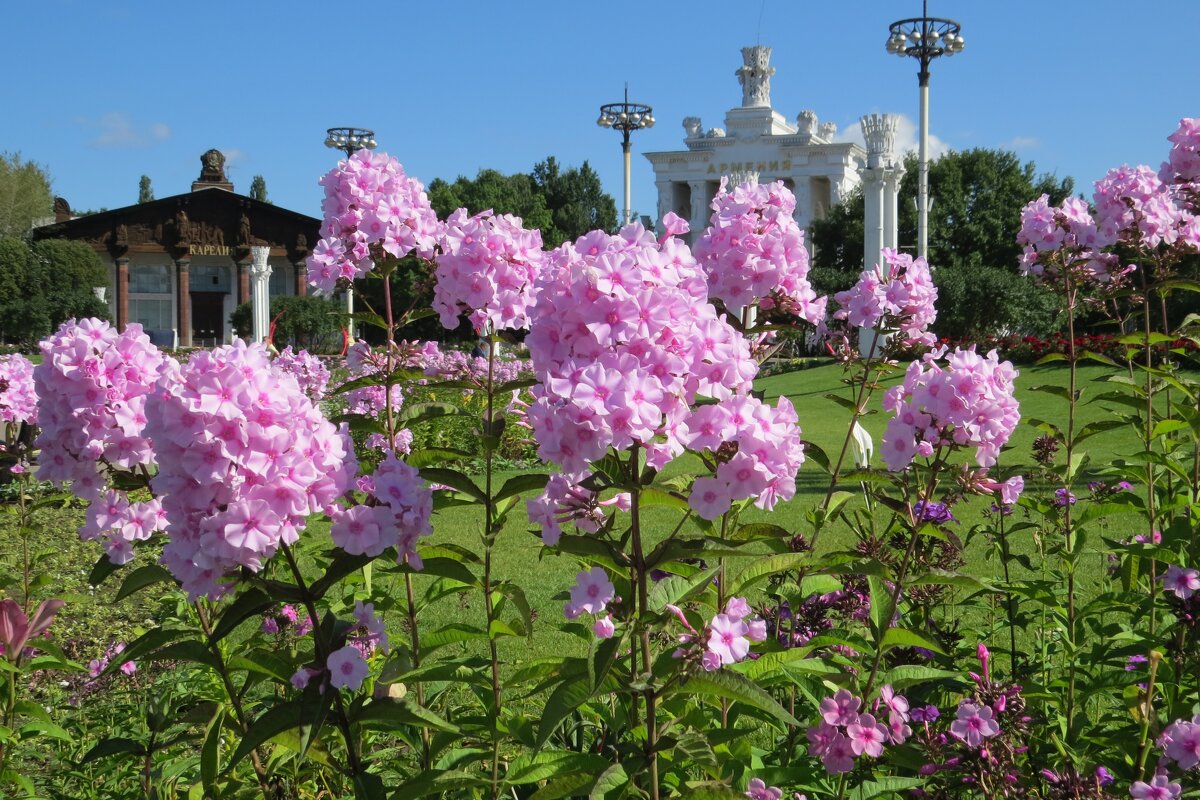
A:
[918,77,930,261]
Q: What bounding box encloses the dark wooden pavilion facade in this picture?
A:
[33,149,319,347]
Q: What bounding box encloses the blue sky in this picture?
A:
[4,1,1197,223]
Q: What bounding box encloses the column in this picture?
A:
[862,167,885,271]
[687,180,707,243]
[236,258,251,307]
[175,258,191,348]
[293,261,308,297]
[883,168,905,252]
[115,257,130,331]
[655,180,672,228]
[250,247,272,345]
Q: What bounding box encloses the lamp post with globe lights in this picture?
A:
[597,87,655,226]
[324,127,377,158]
[886,2,963,261]
[323,127,377,337]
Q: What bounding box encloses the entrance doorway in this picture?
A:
[191,292,226,346]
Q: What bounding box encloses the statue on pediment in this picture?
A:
[683,117,703,138]
[819,121,838,142]
[797,110,818,137]
[238,213,253,247]
[174,209,192,245]
[737,46,775,108]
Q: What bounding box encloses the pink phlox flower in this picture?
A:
[1130,773,1182,800]
[1160,565,1200,600]
[833,248,938,348]
[821,731,856,774]
[846,712,889,758]
[592,615,615,639]
[327,644,369,691]
[353,601,390,655]
[744,777,783,800]
[706,612,751,667]
[820,689,862,726]
[1162,718,1200,770]
[0,598,64,664]
[949,702,1001,748]
[567,566,615,616]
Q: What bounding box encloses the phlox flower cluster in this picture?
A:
[1160,117,1200,189]
[1130,773,1182,800]
[336,451,433,568]
[763,581,869,649]
[1017,193,1126,284]
[692,178,826,323]
[702,597,767,671]
[807,686,912,774]
[307,150,439,295]
[340,341,411,453]
[1160,565,1200,600]
[34,319,168,492]
[679,394,805,519]
[1093,165,1199,252]
[146,340,357,599]
[273,346,330,402]
[291,601,389,693]
[881,346,1020,472]
[744,778,785,800]
[81,490,166,564]
[525,225,774,493]
[434,208,544,332]
[86,641,136,680]
[1159,713,1200,772]
[420,340,531,388]
[527,472,629,546]
[0,353,37,426]
[832,248,938,348]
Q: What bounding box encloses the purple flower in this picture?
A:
[820,689,862,726]
[911,705,940,723]
[1160,565,1200,600]
[744,777,783,800]
[1130,773,1182,799]
[1053,488,1076,507]
[1126,654,1149,671]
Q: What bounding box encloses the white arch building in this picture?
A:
[644,46,868,243]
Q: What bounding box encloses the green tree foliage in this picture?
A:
[0,153,53,238]
[138,175,154,204]
[249,175,270,204]
[810,148,1074,338]
[427,157,618,250]
[230,294,344,352]
[0,237,109,345]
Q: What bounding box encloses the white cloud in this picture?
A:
[1004,135,1040,150]
[837,113,949,160]
[74,112,171,148]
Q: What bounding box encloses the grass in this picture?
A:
[0,361,1159,692]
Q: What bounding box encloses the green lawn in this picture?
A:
[0,360,1156,679]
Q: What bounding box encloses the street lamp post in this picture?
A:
[886,2,963,261]
[597,88,655,226]
[323,127,377,338]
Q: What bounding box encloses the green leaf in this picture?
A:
[880,627,946,655]
[876,664,966,690]
[531,773,596,800]
[392,769,487,798]
[504,751,611,785]
[849,777,926,799]
[494,473,550,503]
[208,588,274,644]
[682,786,746,799]
[116,627,196,668]
[79,736,145,763]
[200,710,224,792]
[405,447,475,468]
[728,553,813,597]
[18,720,72,743]
[674,669,801,727]
[87,554,121,587]
[420,467,486,503]
[115,564,176,602]
[225,695,329,776]
[868,575,894,641]
[350,698,458,733]
[401,402,475,427]
[648,565,720,613]
[588,762,631,800]
[423,623,489,651]
[588,630,625,692]
[536,675,592,750]
[310,551,375,598]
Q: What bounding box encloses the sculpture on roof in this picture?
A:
[797,110,818,138]
[737,45,775,108]
[198,149,227,183]
[683,117,703,139]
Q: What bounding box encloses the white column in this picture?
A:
[883,168,904,251]
[250,246,272,346]
[862,168,885,271]
[688,180,708,239]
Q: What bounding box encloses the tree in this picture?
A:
[532,157,618,247]
[0,153,53,238]
[0,237,108,344]
[810,148,1074,338]
[231,294,344,352]
[250,175,270,204]
[138,175,154,204]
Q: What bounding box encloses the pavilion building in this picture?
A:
[33,149,318,348]
[644,46,866,241]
